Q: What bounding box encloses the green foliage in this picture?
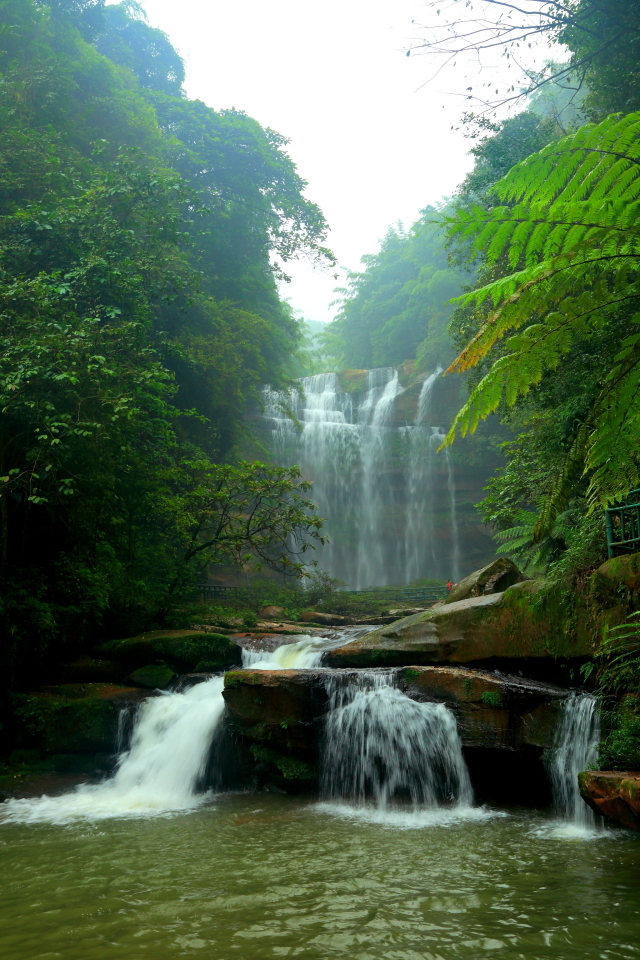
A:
[0,0,330,701]
[480,691,501,707]
[444,111,640,530]
[323,207,467,370]
[95,1,185,95]
[249,744,315,781]
[599,708,640,770]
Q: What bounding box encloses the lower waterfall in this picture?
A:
[548,693,601,834]
[320,671,476,823]
[0,637,326,825]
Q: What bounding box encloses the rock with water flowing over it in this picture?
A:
[326,580,593,678]
[222,666,570,762]
[578,771,640,830]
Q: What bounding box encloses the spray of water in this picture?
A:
[319,671,477,826]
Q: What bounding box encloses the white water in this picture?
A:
[546,693,601,838]
[320,671,475,824]
[0,635,328,825]
[263,367,460,586]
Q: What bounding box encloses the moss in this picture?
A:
[480,691,501,707]
[250,745,315,780]
[12,689,118,754]
[127,664,175,689]
[401,668,421,681]
[336,369,368,395]
[106,632,242,671]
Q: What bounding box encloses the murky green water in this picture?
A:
[1,795,639,960]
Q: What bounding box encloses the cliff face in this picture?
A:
[256,368,504,585]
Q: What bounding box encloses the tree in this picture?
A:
[442,111,640,532]
[408,0,640,121]
[95,1,185,95]
[160,461,327,604]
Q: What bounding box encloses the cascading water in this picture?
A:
[0,636,330,825]
[263,367,461,586]
[549,693,601,833]
[320,671,474,820]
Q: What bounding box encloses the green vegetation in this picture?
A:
[0,0,330,711]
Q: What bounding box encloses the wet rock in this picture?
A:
[299,611,350,626]
[222,666,569,759]
[223,669,329,754]
[126,664,176,689]
[397,665,568,750]
[326,581,592,676]
[445,558,525,605]
[578,770,640,830]
[259,605,286,618]
[12,683,149,755]
[101,630,242,671]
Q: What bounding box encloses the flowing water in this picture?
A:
[548,693,601,837]
[2,641,639,959]
[321,670,474,821]
[263,368,460,585]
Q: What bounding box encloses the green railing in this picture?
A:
[605,488,640,558]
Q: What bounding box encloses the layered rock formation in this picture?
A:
[579,771,640,831]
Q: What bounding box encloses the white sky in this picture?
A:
[127,0,550,323]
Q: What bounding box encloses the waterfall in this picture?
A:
[355,369,402,587]
[549,693,600,832]
[0,636,329,825]
[320,672,473,815]
[263,367,460,586]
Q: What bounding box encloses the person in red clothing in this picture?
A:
[446,580,453,592]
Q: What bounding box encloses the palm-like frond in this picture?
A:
[443,112,640,521]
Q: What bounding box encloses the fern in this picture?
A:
[443,112,640,524]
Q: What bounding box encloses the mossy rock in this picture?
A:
[126,664,176,689]
[12,684,145,754]
[336,369,368,394]
[102,630,242,671]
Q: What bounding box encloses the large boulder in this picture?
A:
[101,630,242,672]
[326,581,593,677]
[223,669,328,754]
[578,771,640,831]
[445,558,525,605]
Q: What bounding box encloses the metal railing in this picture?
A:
[190,584,448,604]
[606,488,640,558]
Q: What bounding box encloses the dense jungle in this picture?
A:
[2,2,640,959]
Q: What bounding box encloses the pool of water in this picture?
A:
[1,794,639,960]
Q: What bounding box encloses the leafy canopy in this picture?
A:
[443,111,640,527]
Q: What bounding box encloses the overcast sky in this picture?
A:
[127,0,549,323]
